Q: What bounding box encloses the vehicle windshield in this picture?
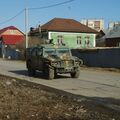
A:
[43,48,71,57]
[44,48,56,57]
[57,48,70,56]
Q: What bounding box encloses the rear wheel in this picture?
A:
[27,61,36,76]
[28,69,36,76]
[70,67,80,78]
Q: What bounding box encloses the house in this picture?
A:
[29,18,98,49]
[96,25,120,47]
[96,30,107,47]
[0,26,25,59]
[105,26,120,47]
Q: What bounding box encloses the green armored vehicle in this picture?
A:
[26,44,82,80]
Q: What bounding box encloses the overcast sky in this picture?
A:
[0,0,120,32]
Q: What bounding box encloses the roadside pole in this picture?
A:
[25,8,28,48]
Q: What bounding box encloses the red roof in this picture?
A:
[0,26,24,35]
[41,18,98,33]
[0,26,24,45]
[2,35,24,45]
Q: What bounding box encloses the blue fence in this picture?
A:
[72,48,120,68]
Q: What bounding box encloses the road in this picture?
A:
[0,59,120,100]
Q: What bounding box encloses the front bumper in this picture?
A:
[55,66,78,74]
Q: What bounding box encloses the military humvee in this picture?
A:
[26,44,83,80]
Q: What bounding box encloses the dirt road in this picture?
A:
[0,59,120,118]
[0,59,120,99]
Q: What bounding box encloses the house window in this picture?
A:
[85,36,90,45]
[117,42,120,47]
[77,36,82,44]
[57,35,64,45]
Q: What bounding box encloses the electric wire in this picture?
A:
[0,9,24,25]
[0,0,75,25]
[29,0,75,10]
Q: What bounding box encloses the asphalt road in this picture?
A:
[0,58,120,100]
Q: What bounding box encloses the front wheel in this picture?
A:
[48,67,55,80]
[44,66,55,80]
[70,67,80,78]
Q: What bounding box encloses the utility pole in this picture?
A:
[25,8,28,48]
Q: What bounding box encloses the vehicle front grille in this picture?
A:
[59,60,74,67]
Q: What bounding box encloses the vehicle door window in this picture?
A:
[37,48,42,56]
[32,48,37,56]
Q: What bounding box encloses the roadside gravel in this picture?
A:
[0,75,120,120]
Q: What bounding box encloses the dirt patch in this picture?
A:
[0,75,120,120]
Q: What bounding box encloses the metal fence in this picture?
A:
[72,47,120,68]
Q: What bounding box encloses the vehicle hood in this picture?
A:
[46,54,73,61]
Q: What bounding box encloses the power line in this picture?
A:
[28,0,75,10]
[0,9,24,25]
[0,0,75,25]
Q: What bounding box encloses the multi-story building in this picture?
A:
[80,19,104,31]
[108,21,120,30]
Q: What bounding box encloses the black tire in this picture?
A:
[54,70,57,78]
[48,67,54,80]
[27,61,36,76]
[70,67,80,78]
[28,69,36,76]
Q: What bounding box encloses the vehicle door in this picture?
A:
[31,48,38,69]
[36,48,43,71]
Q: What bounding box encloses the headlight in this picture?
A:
[79,59,83,65]
[75,61,80,65]
[51,61,58,66]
